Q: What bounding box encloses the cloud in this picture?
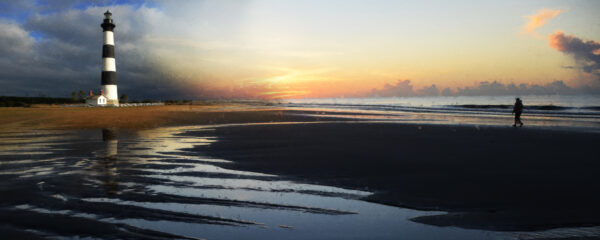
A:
[0,3,202,99]
[0,21,35,57]
[367,80,598,97]
[369,80,415,97]
[549,30,600,77]
[454,80,583,96]
[522,9,562,37]
[417,84,439,96]
[0,1,260,99]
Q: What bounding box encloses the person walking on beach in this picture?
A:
[512,98,523,127]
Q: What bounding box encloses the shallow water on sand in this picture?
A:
[0,125,597,239]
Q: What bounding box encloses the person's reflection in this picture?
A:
[101,128,119,196]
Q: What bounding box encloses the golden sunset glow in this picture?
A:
[145,1,597,99]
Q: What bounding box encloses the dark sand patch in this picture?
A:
[0,208,202,240]
[189,122,600,231]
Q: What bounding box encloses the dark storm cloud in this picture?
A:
[0,3,197,99]
[367,80,598,97]
[0,20,70,95]
[0,1,35,19]
[0,21,34,56]
[549,31,600,78]
[0,0,144,15]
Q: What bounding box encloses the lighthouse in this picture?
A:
[101,10,119,106]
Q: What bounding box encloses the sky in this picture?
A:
[0,0,599,99]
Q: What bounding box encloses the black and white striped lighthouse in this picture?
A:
[101,10,119,106]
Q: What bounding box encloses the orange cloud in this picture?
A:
[523,9,563,37]
[548,30,567,51]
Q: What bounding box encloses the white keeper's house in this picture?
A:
[85,90,107,106]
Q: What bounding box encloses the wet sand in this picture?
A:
[188,122,600,231]
[0,127,385,239]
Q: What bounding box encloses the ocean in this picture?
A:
[282,95,600,129]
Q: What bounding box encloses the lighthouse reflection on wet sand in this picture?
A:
[101,10,119,106]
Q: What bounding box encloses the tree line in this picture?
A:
[0,96,75,107]
[0,90,130,107]
[0,91,201,107]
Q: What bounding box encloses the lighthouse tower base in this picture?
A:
[102,84,119,106]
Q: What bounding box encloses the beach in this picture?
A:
[1,103,600,239]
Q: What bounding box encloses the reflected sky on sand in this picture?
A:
[1,125,598,239]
